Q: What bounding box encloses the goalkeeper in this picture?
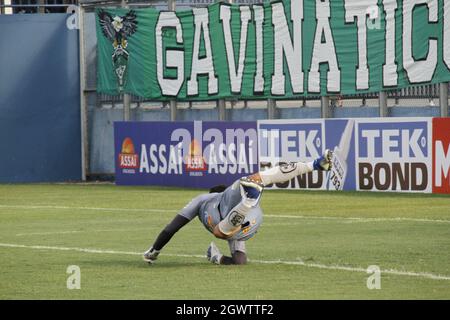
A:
[143,150,333,265]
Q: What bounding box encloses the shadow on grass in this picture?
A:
[77,257,208,269]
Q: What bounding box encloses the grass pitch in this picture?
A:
[0,183,449,300]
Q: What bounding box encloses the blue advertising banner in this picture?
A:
[258,118,432,193]
[115,118,438,193]
[114,121,258,188]
[258,119,327,190]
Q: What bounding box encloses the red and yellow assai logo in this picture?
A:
[119,137,139,169]
[185,139,207,172]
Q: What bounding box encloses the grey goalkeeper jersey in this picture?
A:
[179,180,263,252]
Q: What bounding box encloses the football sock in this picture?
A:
[152,214,190,251]
[259,161,314,186]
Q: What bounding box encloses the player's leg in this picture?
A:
[143,214,190,263]
[214,149,333,238]
[247,149,333,186]
[143,194,211,264]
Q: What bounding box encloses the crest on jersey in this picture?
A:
[229,211,245,227]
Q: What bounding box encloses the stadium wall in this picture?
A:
[0,14,81,182]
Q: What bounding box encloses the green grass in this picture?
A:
[0,184,449,299]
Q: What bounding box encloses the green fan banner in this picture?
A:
[96,0,450,101]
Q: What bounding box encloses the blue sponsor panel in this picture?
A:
[355,118,432,193]
[114,121,258,188]
[324,119,356,191]
[258,120,326,190]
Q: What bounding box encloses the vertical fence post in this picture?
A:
[217,0,234,121]
[267,99,277,119]
[79,4,88,181]
[123,93,131,121]
[321,96,330,118]
[218,100,227,121]
[379,91,388,117]
[440,82,449,117]
[121,0,131,121]
[168,0,178,121]
[38,0,45,13]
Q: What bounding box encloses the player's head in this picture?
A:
[209,185,227,193]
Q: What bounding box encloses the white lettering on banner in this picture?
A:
[158,145,167,174]
[206,143,251,175]
[260,129,320,161]
[134,123,259,176]
[403,0,438,83]
[445,0,450,70]
[281,130,298,160]
[139,144,183,175]
[156,12,184,96]
[435,141,450,187]
[261,129,280,161]
[308,0,340,93]
[271,0,304,95]
[361,130,380,159]
[140,144,149,173]
[382,129,400,157]
[253,5,265,93]
[150,144,159,174]
[361,129,425,158]
[187,8,218,96]
[220,5,251,94]
[344,0,378,90]
[167,145,180,174]
[383,0,398,86]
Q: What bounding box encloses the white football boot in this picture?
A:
[143,247,160,264]
[206,242,223,265]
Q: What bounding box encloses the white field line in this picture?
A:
[15,228,154,237]
[1,204,449,224]
[0,242,449,281]
[0,204,174,214]
[264,214,450,224]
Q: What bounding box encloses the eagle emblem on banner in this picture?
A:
[98,10,138,91]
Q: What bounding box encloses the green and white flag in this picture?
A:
[96,0,450,101]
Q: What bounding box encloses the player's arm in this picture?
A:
[220,251,247,265]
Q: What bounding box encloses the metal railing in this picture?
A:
[0,2,78,14]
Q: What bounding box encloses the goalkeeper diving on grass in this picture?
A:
[143,150,333,265]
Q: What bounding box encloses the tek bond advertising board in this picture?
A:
[258,118,440,193]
